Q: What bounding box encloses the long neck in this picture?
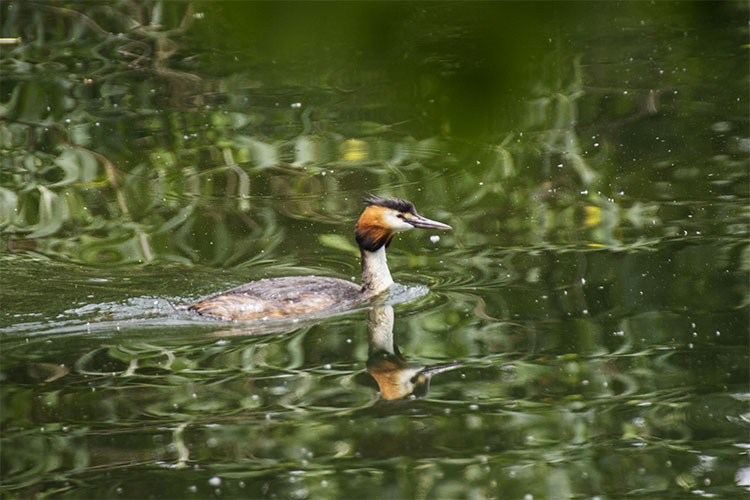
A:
[360,245,394,294]
[366,306,395,356]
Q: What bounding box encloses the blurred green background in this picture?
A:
[1,1,748,498]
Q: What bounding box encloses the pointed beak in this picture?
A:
[419,362,460,378]
[408,214,452,230]
[406,363,460,399]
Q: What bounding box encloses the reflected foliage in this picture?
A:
[1,1,748,499]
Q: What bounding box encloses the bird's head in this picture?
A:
[355,196,451,252]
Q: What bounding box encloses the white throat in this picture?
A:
[361,245,394,294]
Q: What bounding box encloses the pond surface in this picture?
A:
[1,2,748,498]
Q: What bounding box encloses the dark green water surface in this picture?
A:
[1,2,748,498]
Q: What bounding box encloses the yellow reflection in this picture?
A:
[583,205,602,227]
[341,139,368,162]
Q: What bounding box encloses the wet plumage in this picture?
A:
[188,276,362,320]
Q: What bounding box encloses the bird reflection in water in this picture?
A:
[206,302,458,401]
[366,305,458,400]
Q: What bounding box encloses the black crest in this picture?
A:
[362,195,416,214]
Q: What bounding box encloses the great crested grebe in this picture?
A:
[187,196,451,321]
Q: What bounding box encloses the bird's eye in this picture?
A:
[397,214,404,219]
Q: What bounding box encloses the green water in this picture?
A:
[1,2,748,498]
